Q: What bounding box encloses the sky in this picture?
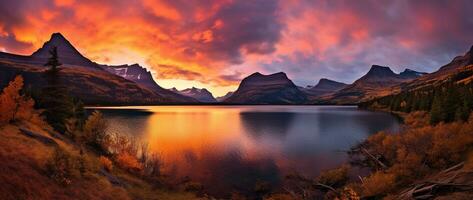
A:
[0,0,472,96]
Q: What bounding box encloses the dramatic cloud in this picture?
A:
[0,0,472,95]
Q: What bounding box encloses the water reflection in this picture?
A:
[240,112,295,138]
[91,106,399,197]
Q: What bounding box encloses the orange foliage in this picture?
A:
[99,156,113,172]
[352,113,473,198]
[115,152,142,172]
[0,75,38,124]
[361,172,395,197]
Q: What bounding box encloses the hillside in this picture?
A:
[0,61,169,105]
[0,76,203,200]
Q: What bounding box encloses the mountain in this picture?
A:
[102,64,197,103]
[360,48,473,120]
[172,87,217,103]
[30,33,101,69]
[0,60,167,105]
[327,65,425,104]
[438,45,473,73]
[305,78,347,97]
[0,32,195,104]
[0,33,101,70]
[224,72,307,104]
[216,92,234,102]
[401,45,473,91]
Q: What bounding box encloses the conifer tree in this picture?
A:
[38,46,74,133]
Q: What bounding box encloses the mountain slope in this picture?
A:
[327,65,425,104]
[400,45,473,91]
[216,92,234,102]
[305,78,347,97]
[102,64,197,103]
[224,72,307,104]
[0,60,169,105]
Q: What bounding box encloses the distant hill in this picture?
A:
[224,72,307,104]
[169,87,217,103]
[326,65,425,104]
[304,78,347,98]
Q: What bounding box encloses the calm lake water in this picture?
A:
[91,106,400,197]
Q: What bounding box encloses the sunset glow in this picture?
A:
[1,0,472,96]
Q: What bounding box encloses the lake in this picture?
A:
[90,105,400,197]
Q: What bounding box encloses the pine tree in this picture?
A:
[38,46,74,133]
[430,92,444,124]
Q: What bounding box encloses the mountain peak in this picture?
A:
[50,32,67,42]
[30,32,99,69]
[318,78,342,85]
[365,65,396,77]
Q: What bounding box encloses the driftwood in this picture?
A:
[284,173,340,199]
[359,146,388,169]
[398,162,473,199]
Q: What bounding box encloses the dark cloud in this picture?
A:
[187,0,283,64]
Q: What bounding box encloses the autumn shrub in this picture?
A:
[100,156,113,172]
[45,147,80,185]
[317,165,349,188]
[115,152,142,172]
[345,113,473,198]
[83,111,110,153]
[402,111,430,128]
[142,153,162,178]
[361,171,396,198]
[108,132,139,156]
[338,187,361,200]
[0,75,38,124]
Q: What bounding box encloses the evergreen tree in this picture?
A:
[38,46,74,133]
[429,92,444,124]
